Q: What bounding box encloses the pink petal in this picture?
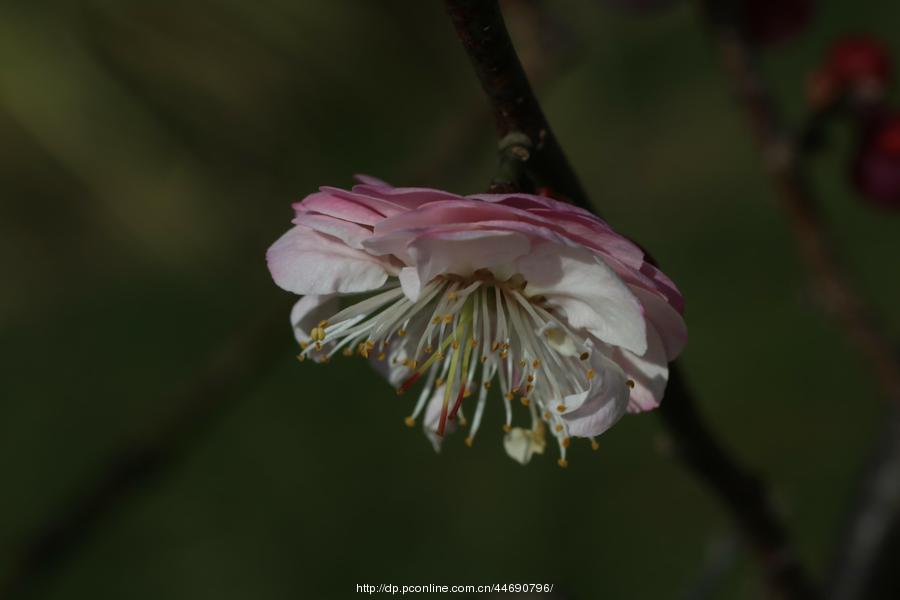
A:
[294,191,385,226]
[292,213,374,249]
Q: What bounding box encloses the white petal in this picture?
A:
[408,229,531,286]
[561,354,630,437]
[503,427,546,465]
[267,226,389,294]
[399,267,422,302]
[613,324,669,413]
[290,295,339,345]
[518,242,647,355]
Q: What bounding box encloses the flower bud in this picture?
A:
[852,112,900,209]
[827,36,892,98]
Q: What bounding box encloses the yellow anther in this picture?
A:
[296,354,306,362]
[491,341,500,352]
[451,340,460,350]
[443,314,453,324]
[464,436,474,447]
[425,346,433,354]
[525,384,533,394]
[435,351,445,360]
[377,352,386,361]
[469,338,478,348]
[532,359,541,369]
[314,342,323,351]
[404,416,415,427]
[432,316,442,324]
[458,416,468,427]
[499,351,509,359]
[317,320,328,328]
[463,388,473,399]
[562,437,571,448]
[318,356,330,364]
[483,381,492,390]
[518,359,527,368]
[520,396,530,406]
[342,348,354,357]
[502,424,512,433]
[556,404,566,413]
[627,379,635,389]
[398,329,407,337]
[586,369,596,380]
[299,341,309,350]
[409,360,418,369]
[511,387,520,394]
[504,392,515,401]
[480,356,488,363]
[555,424,563,433]
[579,352,590,361]
[591,439,600,451]
[557,458,569,469]
[448,291,458,301]
[543,411,552,420]
[526,375,535,383]
[435,377,445,387]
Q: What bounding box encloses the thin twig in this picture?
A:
[695,2,900,599]
[444,1,817,598]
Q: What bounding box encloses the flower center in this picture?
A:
[298,271,602,460]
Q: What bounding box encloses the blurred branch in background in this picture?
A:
[443,1,816,599]
[0,306,289,600]
[696,1,900,599]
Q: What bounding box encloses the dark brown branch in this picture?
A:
[662,367,818,599]
[696,2,900,599]
[0,306,290,600]
[444,0,589,206]
[444,2,816,599]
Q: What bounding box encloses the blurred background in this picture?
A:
[2,0,900,598]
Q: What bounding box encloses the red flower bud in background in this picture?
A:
[808,36,892,111]
[853,113,900,210]
[742,0,814,46]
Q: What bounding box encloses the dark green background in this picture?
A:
[2,1,899,598]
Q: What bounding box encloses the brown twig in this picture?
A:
[444,1,817,598]
[444,0,589,204]
[696,2,900,599]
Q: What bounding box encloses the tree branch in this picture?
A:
[444,1,817,598]
[444,0,589,205]
[695,2,900,599]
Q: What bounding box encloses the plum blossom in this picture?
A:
[267,176,687,466]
